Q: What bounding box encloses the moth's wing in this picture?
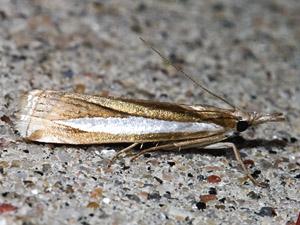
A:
[16,90,232,144]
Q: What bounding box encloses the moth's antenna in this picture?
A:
[139,37,236,109]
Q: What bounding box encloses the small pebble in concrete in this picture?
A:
[195,202,206,210]
[257,207,277,217]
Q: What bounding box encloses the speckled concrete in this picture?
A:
[0,0,299,224]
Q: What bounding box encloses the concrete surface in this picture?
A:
[0,0,299,224]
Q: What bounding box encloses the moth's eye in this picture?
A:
[236,121,249,132]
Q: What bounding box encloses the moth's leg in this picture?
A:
[204,142,267,187]
[109,143,139,166]
[130,134,227,161]
[127,137,266,187]
[129,143,179,161]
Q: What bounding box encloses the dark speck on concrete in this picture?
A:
[62,69,74,78]
[208,187,217,195]
[251,170,261,179]
[290,137,298,143]
[196,202,206,210]
[163,191,172,199]
[147,192,161,201]
[197,175,205,181]
[126,194,141,203]
[219,198,226,203]
[187,173,193,177]
[294,174,300,179]
[247,191,261,200]
[257,207,277,217]
[167,161,176,167]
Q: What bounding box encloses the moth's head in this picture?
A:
[234,110,285,133]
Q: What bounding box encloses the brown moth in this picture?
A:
[16,38,285,186]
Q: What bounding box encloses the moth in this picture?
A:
[16,38,285,186]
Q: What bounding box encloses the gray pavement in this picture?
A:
[0,0,299,224]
